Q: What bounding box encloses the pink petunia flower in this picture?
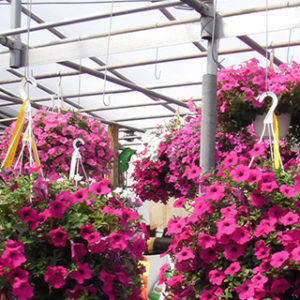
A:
[224,262,241,275]
[220,205,238,218]
[1,247,26,270]
[199,289,217,300]
[184,164,201,180]
[107,232,129,251]
[99,270,115,294]
[260,180,278,192]
[249,144,266,157]
[69,262,92,284]
[84,232,101,244]
[56,190,74,205]
[250,192,267,208]
[251,273,268,288]
[45,266,67,289]
[12,278,34,300]
[271,278,290,294]
[208,269,225,286]
[49,200,68,219]
[72,188,89,204]
[235,279,255,300]
[216,217,237,235]
[270,251,289,268]
[224,242,246,261]
[176,247,195,262]
[280,184,298,198]
[71,242,87,261]
[200,248,219,264]
[174,197,187,208]
[49,227,69,247]
[291,245,300,264]
[254,218,276,238]
[89,180,111,195]
[222,153,239,168]
[198,233,217,249]
[255,241,270,260]
[17,207,38,222]
[247,170,263,184]
[230,165,250,183]
[231,227,251,245]
[158,264,169,285]
[80,223,94,239]
[280,211,299,226]
[206,182,225,202]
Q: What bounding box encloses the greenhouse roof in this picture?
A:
[0,0,299,150]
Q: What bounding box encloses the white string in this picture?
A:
[265,0,269,93]
[102,0,114,107]
[78,56,82,107]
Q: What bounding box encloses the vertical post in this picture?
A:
[107,124,119,189]
[200,0,218,173]
[10,0,22,68]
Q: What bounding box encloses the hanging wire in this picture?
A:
[77,55,82,107]
[102,0,114,107]
[286,28,293,64]
[154,47,161,80]
[265,0,269,93]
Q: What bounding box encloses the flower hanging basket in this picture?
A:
[253,113,291,139]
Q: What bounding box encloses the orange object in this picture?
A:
[140,257,150,299]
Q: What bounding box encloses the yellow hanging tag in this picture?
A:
[273,113,280,169]
[2,98,29,168]
[175,110,181,125]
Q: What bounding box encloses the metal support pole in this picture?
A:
[10,0,22,68]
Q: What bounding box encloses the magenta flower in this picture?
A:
[270,251,289,268]
[280,211,299,226]
[184,164,201,180]
[12,278,34,300]
[224,242,245,261]
[235,279,254,300]
[1,247,26,269]
[250,192,267,208]
[84,232,101,244]
[107,232,129,251]
[8,268,29,284]
[49,200,68,219]
[99,270,115,292]
[271,278,290,294]
[251,272,268,288]
[173,197,187,208]
[17,207,38,222]
[89,180,111,195]
[72,188,89,204]
[80,223,94,238]
[249,143,266,157]
[247,169,262,184]
[71,242,87,261]
[200,248,218,264]
[56,190,74,205]
[198,233,217,249]
[216,217,237,235]
[254,218,276,238]
[222,153,238,168]
[208,269,225,286]
[69,262,92,284]
[230,165,250,183]
[224,262,241,275]
[280,184,298,198]
[49,227,69,247]
[158,264,169,285]
[231,227,251,245]
[206,182,225,202]
[260,180,278,192]
[255,241,270,260]
[44,266,67,289]
[291,245,300,263]
[175,247,195,262]
[199,289,217,300]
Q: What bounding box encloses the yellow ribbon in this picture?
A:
[2,98,29,168]
[273,113,280,169]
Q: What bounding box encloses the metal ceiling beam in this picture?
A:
[20,5,176,114]
[112,112,188,122]
[0,0,182,37]
[238,35,283,66]
[60,61,188,109]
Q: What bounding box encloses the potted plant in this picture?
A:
[0,170,147,299]
[159,145,300,299]
[0,108,114,180]
[217,59,300,143]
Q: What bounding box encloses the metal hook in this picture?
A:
[258,91,278,125]
[154,47,161,80]
[103,95,111,107]
[73,138,85,151]
[20,76,37,101]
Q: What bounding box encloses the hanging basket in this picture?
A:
[253,113,291,139]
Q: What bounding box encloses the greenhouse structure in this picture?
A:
[0,0,299,299]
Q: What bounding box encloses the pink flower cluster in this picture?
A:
[160,146,300,299]
[0,174,147,300]
[0,108,114,180]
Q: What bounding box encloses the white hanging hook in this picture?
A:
[154,47,161,80]
[258,91,278,125]
[20,76,37,101]
[73,138,85,151]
